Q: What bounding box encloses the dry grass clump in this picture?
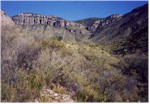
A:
[52,83,67,94]
[40,39,66,49]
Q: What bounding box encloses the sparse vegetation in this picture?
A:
[1,30,147,102]
[1,3,148,102]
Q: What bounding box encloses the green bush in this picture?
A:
[77,86,106,102]
[40,39,66,49]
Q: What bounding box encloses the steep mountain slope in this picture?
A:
[75,14,122,33]
[91,4,148,48]
[75,17,101,32]
[75,17,100,25]
[0,10,15,27]
[90,4,148,101]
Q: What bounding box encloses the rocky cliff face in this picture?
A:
[11,13,90,36]
[12,13,70,27]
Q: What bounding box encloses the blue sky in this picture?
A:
[1,1,148,21]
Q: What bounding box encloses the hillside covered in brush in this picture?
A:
[1,3,148,102]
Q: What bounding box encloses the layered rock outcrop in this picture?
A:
[12,13,68,27]
[11,13,91,36]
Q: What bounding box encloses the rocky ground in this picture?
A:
[34,88,75,102]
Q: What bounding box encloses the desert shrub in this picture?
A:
[29,73,44,91]
[111,27,148,56]
[1,82,17,102]
[17,46,40,69]
[78,44,117,71]
[62,66,107,102]
[77,90,87,102]
[118,54,148,83]
[51,35,63,40]
[39,94,53,102]
[50,39,66,48]
[40,39,66,49]
[16,69,46,101]
[41,39,51,48]
[52,83,67,94]
[2,68,46,102]
[88,43,103,49]
[44,68,56,86]
[116,54,148,101]
[85,66,140,102]
[60,46,73,56]
[77,85,106,102]
[62,67,89,87]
